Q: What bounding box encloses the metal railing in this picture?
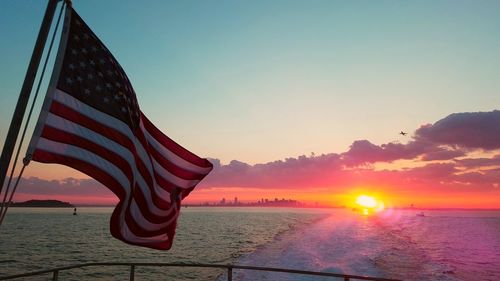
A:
[0,262,401,281]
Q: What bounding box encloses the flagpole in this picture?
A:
[0,0,61,195]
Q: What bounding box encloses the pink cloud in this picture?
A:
[14,177,112,198]
[453,169,500,187]
[202,154,344,188]
[341,139,434,166]
[401,162,458,181]
[454,155,500,168]
[420,147,466,161]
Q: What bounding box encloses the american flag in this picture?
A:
[27,8,213,250]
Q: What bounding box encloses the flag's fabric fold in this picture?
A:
[27,8,212,250]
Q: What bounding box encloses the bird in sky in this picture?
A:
[400,131,407,136]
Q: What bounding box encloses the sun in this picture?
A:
[355,194,385,215]
[356,195,377,208]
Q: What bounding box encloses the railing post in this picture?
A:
[227,266,233,281]
[52,270,59,281]
[344,277,349,281]
[129,265,135,281]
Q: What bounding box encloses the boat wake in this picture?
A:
[231,210,467,281]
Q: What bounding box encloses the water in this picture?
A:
[1,208,499,281]
[236,209,500,281]
[0,207,326,280]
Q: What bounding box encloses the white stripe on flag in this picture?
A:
[143,126,212,174]
[130,199,178,231]
[152,158,200,189]
[45,113,135,164]
[36,138,130,190]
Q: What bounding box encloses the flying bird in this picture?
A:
[400,131,407,136]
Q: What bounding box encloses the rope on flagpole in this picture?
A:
[0,1,66,228]
[0,164,27,226]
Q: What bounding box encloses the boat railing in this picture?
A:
[0,262,401,281]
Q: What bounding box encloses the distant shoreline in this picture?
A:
[5,200,74,208]
[6,200,499,211]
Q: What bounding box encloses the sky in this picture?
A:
[0,0,499,208]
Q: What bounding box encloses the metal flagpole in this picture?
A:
[0,0,61,196]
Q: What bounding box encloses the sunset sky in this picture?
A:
[1,0,499,208]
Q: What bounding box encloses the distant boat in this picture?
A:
[416,212,425,217]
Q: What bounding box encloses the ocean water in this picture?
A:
[0,207,326,280]
[1,207,499,281]
[236,209,500,281]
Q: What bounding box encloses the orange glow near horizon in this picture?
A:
[14,193,118,205]
[11,189,500,209]
[11,183,500,209]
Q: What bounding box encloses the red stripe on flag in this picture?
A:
[50,101,135,150]
[40,126,134,183]
[124,203,179,237]
[32,149,127,200]
[141,113,213,168]
[50,101,157,193]
[131,184,175,223]
[40,123,170,213]
[149,146,206,181]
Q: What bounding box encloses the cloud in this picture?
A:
[13,110,500,203]
[203,153,343,188]
[420,147,466,161]
[202,110,500,191]
[453,169,500,187]
[454,155,500,168]
[340,111,500,165]
[341,139,431,166]
[15,176,111,197]
[203,154,499,193]
[415,110,500,150]
[403,162,458,181]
